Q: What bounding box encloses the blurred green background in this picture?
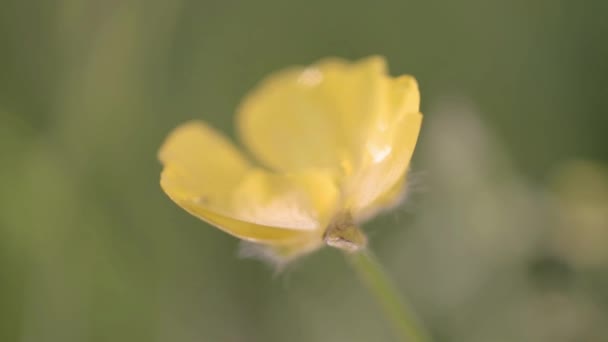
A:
[1,1,608,341]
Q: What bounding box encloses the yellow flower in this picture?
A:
[158,56,422,263]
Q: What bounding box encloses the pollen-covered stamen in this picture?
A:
[323,212,367,252]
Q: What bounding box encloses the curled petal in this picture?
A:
[237,56,391,174]
[159,121,339,242]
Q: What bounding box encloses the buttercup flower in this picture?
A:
[159,56,422,263]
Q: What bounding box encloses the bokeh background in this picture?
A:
[1,1,608,341]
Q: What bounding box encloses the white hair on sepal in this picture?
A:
[386,168,426,224]
[397,168,428,214]
[238,241,294,273]
[360,168,427,240]
[354,166,425,224]
[239,241,281,266]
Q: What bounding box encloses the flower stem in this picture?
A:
[346,250,431,342]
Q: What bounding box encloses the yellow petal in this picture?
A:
[343,73,421,216]
[170,193,316,244]
[237,56,390,174]
[233,169,339,229]
[347,111,423,218]
[158,120,251,211]
[355,173,408,223]
[159,121,338,243]
[388,75,420,118]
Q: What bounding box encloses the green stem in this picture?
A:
[346,250,431,342]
